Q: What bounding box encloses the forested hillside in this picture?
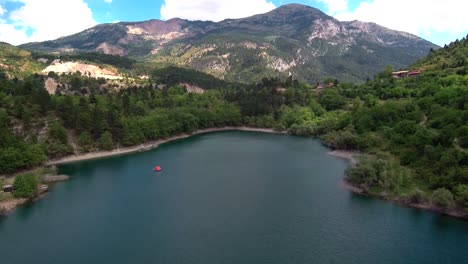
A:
[0,42,46,78]
[1,36,467,213]
[337,37,468,210]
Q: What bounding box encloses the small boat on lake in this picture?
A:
[154,166,162,172]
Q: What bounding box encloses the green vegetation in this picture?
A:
[13,174,39,199]
[0,42,46,78]
[1,35,467,213]
[0,177,5,202]
[151,66,241,89]
[346,154,412,194]
[33,52,137,70]
[431,188,455,208]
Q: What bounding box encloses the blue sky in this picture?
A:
[87,0,362,24]
[0,0,466,46]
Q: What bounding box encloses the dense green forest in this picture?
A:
[0,36,467,210]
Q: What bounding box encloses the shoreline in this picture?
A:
[331,151,467,220]
[1,186,50,217]
[4,128,467,221]
[0,198,28,216]
[2,127,283,216]
[47,126,285,166]
[340,179,468,221]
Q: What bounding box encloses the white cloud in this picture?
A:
[0,0,97,45]
[0,5,5,16]
[104,0,112,3]
[317,0,348,14]
[328,0,468,45]
[160,0,276,22]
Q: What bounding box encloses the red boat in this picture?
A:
[154,166,162,172]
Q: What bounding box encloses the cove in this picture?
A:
[0,131,467,264]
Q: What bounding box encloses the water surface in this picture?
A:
[1,131,467,264]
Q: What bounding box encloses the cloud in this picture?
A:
[160,0,276,22]
[0,0,97,45]
[104,0,112,3]
[322,0,468,46]
[0,5,5,16]
[316,0,348,14]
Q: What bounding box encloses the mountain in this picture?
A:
[411,35,468,76]
[20,4,438,83]
[0,42,46,78]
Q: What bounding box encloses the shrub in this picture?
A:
[321,126,359,150]
[98,131,114,150]
[346,155,412,192]
[13,174,39,199]
[454,184,468,209]
[404,188,425,204]
[431,188,455,208]
[78,131,94,153]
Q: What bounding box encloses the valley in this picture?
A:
[0,0,467,244]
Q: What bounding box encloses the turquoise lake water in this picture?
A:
[1,131,467,263]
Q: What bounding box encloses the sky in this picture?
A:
[0,0,466,46]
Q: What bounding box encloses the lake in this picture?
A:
[1,131,467,264]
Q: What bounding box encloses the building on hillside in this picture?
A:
[316,82,335,91]
[392,70,410,78]
[2,185,13,193]
[276,87,287,93]
[407,70,422,76]
[392,69,422,78]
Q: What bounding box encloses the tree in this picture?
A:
[78,131,94,153]
[13,174,39,198]
[432,188,455,208]
[98,131,114,150]
[48,122,68,144]
[47,122,72,158]
[279,105,315,129]
[318,89,346,111]
[404,188,425,204]
[454,184,468,209]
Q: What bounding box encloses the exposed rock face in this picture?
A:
[181,83,205,94]
[42,60,123,80]
[20,4,438,83]
[44,77,58,95]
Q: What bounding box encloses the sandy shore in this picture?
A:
[47,126,285,166]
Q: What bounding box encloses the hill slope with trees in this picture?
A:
[1,35,467,217]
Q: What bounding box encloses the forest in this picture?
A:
[0,37,467,210]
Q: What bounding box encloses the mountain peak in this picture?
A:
[19,4,438,83]
[276,3,319,11]
[269,3,327,16]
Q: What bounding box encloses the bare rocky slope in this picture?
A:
[20,4,438,83]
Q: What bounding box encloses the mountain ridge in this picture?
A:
[19,4,438,83]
